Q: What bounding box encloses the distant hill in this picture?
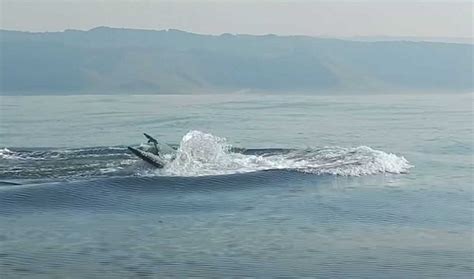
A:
[1,27,472,95]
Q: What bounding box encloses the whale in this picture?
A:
[127,146,167,168]
[128,133,176,168]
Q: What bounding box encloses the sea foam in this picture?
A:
[159,131,413,177]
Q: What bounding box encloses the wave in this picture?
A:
[0,131,412,181]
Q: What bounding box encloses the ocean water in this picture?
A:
[0,93,472,278]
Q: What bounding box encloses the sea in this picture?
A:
[0,93,472,278]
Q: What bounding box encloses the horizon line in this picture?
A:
[1,26,473,42]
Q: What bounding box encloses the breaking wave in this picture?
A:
[0,131,412,181]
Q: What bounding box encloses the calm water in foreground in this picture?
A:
[0,93,472,278]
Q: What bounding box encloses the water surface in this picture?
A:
[0,93,472,278]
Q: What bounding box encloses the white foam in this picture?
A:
[154,131,413,177]
[0,148,22,160]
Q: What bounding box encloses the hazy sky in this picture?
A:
[1,0,472,38]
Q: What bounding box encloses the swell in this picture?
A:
[0,170,326,214]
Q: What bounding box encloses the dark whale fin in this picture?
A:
[143,133,159,154]
[128,146,165,168]
[144,133,158,144]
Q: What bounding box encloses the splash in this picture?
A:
[158,131,413,177]
[0,148,17,160]
[0,148,37,160]
[163,131,248,176]
[0,132,413,180]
